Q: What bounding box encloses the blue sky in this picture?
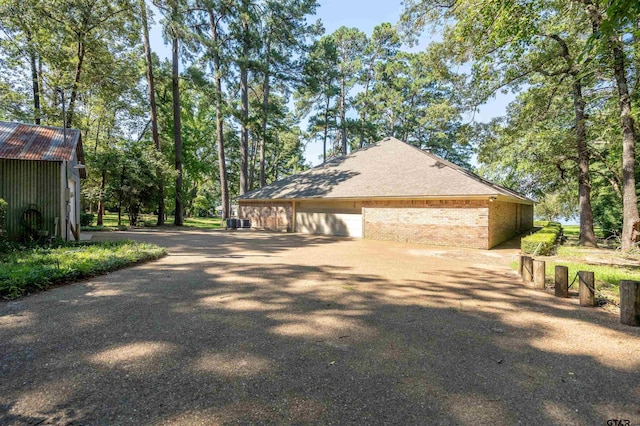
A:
[148,0,514,166]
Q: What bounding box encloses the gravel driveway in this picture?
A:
[1,229,639,425]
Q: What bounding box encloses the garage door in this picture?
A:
[295,212,363,237]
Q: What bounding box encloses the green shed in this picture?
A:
[0,121,86,241]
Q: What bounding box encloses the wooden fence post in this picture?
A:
[620,280,640,326]
[522,256,533,284]
[555,266,569,298]
[533,260,546,290]
[578,271,595,306]
[518,255,525,277]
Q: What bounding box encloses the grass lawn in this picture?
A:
[82,212,223,231]
[0,240,166,299]
[543,258,640,303]
[518,223,639,305]
[561,224,605,239]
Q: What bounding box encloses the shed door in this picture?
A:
[295,212,363,238]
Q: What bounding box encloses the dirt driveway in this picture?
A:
[1,229,639,425]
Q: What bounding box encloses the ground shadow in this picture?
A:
[1,230,639,425]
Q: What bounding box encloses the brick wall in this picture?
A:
[488,201,517,248]
[362,199,490,249]
[239,201,293,232]
[240,198,533,249]
[487,201,535,248]
[521,204,534,231]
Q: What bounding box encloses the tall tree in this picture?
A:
[206,4,231,220]
[154,0,186,225]
[400,0,598,245]
[296,36,339,163]
[138,0,165,225]
[231,0,254,195]
[355,23,400,147]
[577,0,639,249]
[256,0,319,187]
[170,2,184,225]
[39,0,136,127]
[332,26,366,155]
[0,0,50,123]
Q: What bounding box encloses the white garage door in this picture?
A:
[295,212,363,238]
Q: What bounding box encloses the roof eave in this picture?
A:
[239,194,534,205]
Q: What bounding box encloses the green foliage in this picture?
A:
[0,240,166,299]
[82,212,222,230]
[591,189,623,237]
[192,195,211,217]
[296,24,471,166]
[86,141,174,226]
[400,0,640,247]
[0,198,7,241]
[535,191,578,223]
[80,213,95,227]
[521,222,562,255]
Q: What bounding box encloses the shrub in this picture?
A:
[0,198,7,241]
[80,213,95,227]
[522,221,562,255]
[0,240,166,298]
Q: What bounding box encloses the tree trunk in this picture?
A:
[38,56,43,116]
[612,40,639,250]
[573,77,597,247]
[118,164,125,227]
[208,10,229,220]
[139,0,165,226]
[578,0,639,248]
[27,32,41,125]
[547,32,597,246]
[171,20,183,226]
[323,94,330,163]
[97,169,106,226]
[240,67,249,194]
[248,132,258,190]
[340,76,347,155]
[66,40,85,127]
[360,64,374,148]
[260,34,271,188]
[359,110,366,149]
[239,4,250,195]
[93,117,102,154]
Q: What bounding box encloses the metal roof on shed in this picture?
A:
[0,121,82,162]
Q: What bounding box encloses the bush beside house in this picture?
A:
[521,221,562,255]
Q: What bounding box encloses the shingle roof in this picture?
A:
[0,121,83,163]
[239,137,532,203]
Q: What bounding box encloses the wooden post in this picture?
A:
[555,266,569,298]
[578,271,595,306]
[522,256,533,284]
[533,260,546,290]
[620,280,640,326]
[518,255,525,277]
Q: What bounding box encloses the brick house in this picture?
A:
[238,137,533,249]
